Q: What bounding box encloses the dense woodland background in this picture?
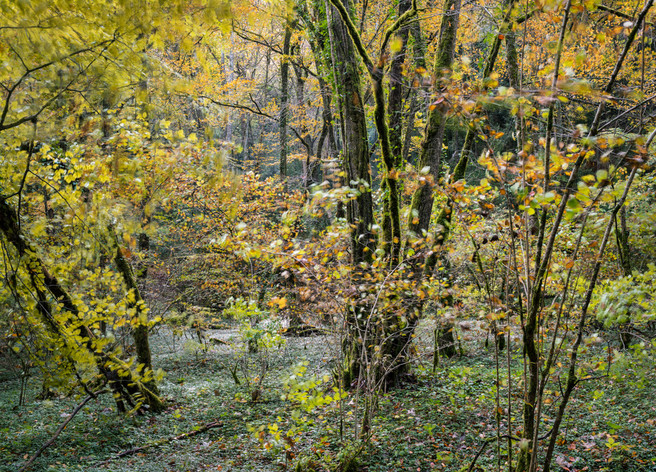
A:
[1,0,655,471]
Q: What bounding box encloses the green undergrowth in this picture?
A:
[1,329,654,471]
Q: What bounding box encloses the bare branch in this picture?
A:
[18,389,108,472]
[0,37,118,130]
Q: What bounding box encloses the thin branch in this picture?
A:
[200,95,272,118]
[0,37,119,131]
[198,94,313,153]
[18,389,108,472]
[597,3,654,24]
[98,421,223,464]
[380,0,419,54]
[230,22,318,78]
[598,92,656,132]
[590,0,654,134]
[2,121,37,218]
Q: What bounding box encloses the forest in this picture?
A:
[0,0,655,470]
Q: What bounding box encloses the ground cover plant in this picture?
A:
[1,0,656,471]
[1,324,655,471]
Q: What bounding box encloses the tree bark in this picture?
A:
[406,0,461,244]
[110,227,160,398]
[279,9,294,179]
[395,0,461,362]
[400,18,429,166]
[328,0,415,264]
[388,0,412,168]
[326,0,376,388]
[327,0,375,264]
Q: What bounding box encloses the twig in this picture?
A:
[598,92,656,132]
[598,3,654,24]
[18,389,107,472]
[467,427,554,472]
[98,420,223,464]
[468,434,519,472]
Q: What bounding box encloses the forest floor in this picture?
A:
[1,324,655,472]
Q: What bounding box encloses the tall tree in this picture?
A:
[279,6,295,179]
[0,0,229,413]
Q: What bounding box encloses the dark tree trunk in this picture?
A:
[279,11,294,179]
[326,0,375,388]
[111,228,160,400]
[327,0,375,264]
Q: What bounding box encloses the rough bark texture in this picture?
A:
[328,0,415,263]
[328,0,375,264]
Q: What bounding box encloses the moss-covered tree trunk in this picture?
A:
[111,228,160,399]
[326,0,375,388]
[328,0,421,389]
[387,0,411,161]
[399,0,461,362]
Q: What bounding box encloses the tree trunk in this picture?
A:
[388,0,411,161]
[327,0,375,264]
[505,31,524,151]
[392,0,461,363]
[331,0,457,389]
[279,9,294,179]
[110,228,160,399]
[0,198,164,413]
[326,0,375,388]
[406,0,461,243]
[401,17,428,166]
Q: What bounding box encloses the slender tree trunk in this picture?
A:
[384,0,412,263]
[279,15,293,179]
[421,0,517,359]
[516,2,572,469]
[517,5,653,468]
[111,228,159,398]
[452,0,517,184]
[388,0,412,169]
[505,30,524,151]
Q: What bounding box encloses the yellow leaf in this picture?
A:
[269,297,287,309]
[390,36,403,54]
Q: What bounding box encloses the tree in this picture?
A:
[0,0,230,412]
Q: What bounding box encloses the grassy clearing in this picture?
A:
[1,326,654,472]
